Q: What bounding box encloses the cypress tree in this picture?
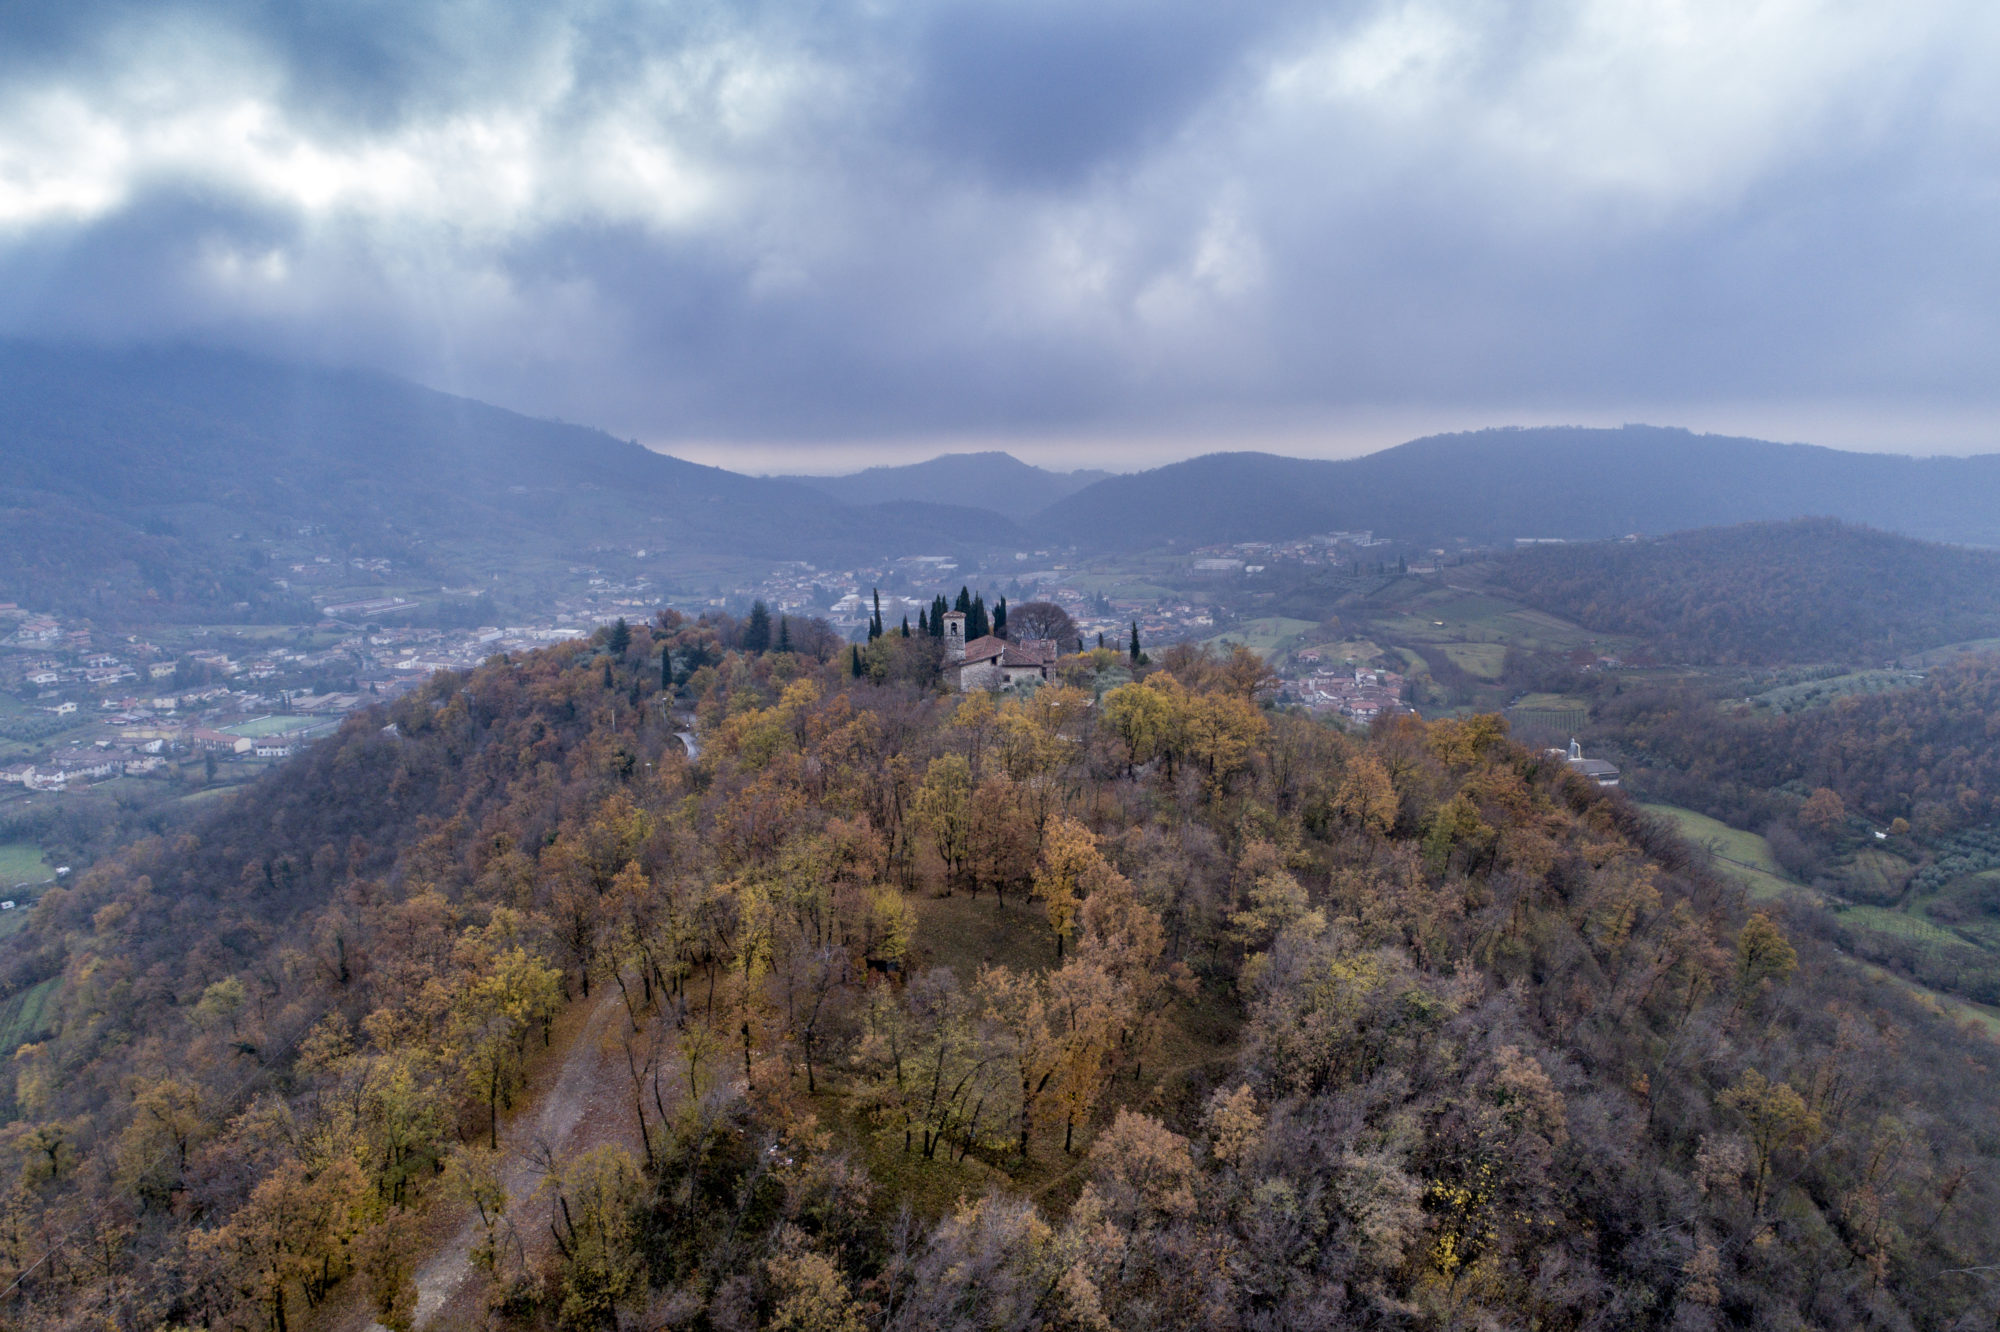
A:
[969,593,989,640]
[1097,632,1104,649]
[870,589,884,640]
[918,607,929,635]
[777,615,792,653]
[1129,620,1142,664]
[744,600,772,653]
[955,586,972,615]
[850,645,864,677]
[661,647,673,691]
[994,597,1007,638]
[901,616,911,638]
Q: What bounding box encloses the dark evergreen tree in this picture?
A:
[870,589,884,640]
[661,647,673,692]
[901,616,911,638]
[933,595,949,635]
[918,607,929,635]
[850,644,864,677]
[955,586,972,615]
[969,593,989,640]
[744,600,772,653]
[776,615,792,653]
[993,597,1007,638]
[1129,620,1142,665]
[606,616,631,655]
[1097,632,1105,649]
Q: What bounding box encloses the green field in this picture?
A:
[1642,804,1802,900]
[1439,642,1509,679]
[0,977,58,1054]
[1204,617,1320,660]
[1837,905,1964,948]
[0,843,53,888]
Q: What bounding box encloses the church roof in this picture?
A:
[961,635,1058,668]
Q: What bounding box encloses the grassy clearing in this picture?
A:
[1439,642,1509,679]
[0,843,52,887]
[1642,804,1802,901]
[1204,617,1320,660]
[1512,693,1590,712]
[0,977,58,1054]
[1837,905,1962,948]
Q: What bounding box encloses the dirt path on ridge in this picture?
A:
[330,989,643,1332]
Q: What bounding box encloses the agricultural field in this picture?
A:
[1746,668,1924,715]
[1203,617,1320,661]
[1836,904,1977,955]
[1438,642,1509,679]
[0,842,53,888]
[1641,804,1803,901]
[1365,588,1610,654]
[0,977,58,1055]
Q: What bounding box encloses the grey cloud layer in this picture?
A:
[1,0,1996,445]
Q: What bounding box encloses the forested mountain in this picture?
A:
[2,625,1994,1330]
[1036,426,2000,548]
[781,451,1109,521]
[1485,519,2000,664]
[0,343,1021,618]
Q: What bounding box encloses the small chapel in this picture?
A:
[940,610,1058,691]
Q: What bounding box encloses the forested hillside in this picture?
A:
[1487,519,2000,665]
[1,624,1995,1330]
[782,453,1109,521]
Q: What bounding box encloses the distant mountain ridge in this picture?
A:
[1033,426,2000,548]
[778,451,1110,521]
[0,342,1023,618]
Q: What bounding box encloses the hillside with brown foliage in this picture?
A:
[0,618,1995,1330]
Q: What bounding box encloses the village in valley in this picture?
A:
[2,517,1650,865]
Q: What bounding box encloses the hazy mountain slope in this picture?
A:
[0,342,1020,616]
[1037,425,2000,547]
[1486,518,2000,664]
[781,450,1110,520]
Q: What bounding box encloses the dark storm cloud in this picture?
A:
[1,0,1997,455]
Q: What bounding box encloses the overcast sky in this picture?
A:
[3,0,1997,471]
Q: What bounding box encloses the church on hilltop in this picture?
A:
[942,610,1058,690]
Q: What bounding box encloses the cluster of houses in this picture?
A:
[1288,666,1411,723]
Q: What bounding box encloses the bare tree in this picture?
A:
[1008,601,1078,648]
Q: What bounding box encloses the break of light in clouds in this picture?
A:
[2,0,1998,463]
